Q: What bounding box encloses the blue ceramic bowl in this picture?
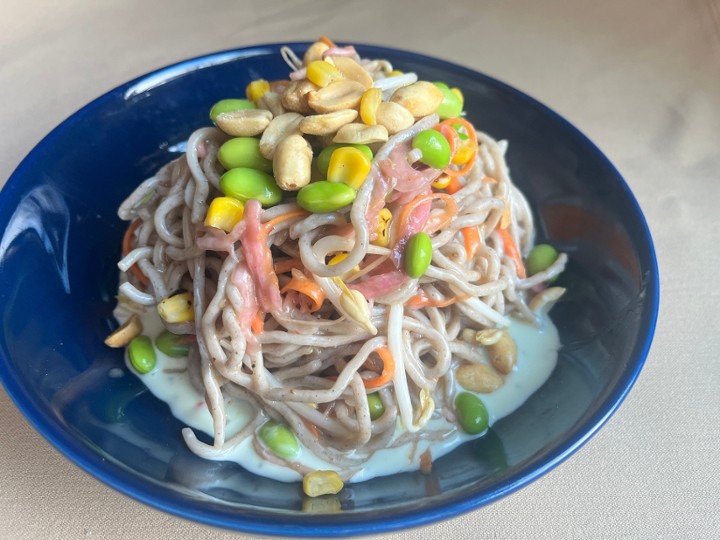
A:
[0,43,658,536]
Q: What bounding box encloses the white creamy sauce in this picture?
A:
[128,309,560,483]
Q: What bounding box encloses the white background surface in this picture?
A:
[1,1,719,538]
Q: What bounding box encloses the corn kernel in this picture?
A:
[327,147,371,190]
[387,70,404,77]
[328,252,360,274]
[204,197,245,232]
[375,208,392,247]
[245,79,270,103]
[450,87,464,106]
[303,470,344,497]
[328,253,348,266]
[157,292,194,323]
[306,60,344,87]
[359,88,382,125]
[452,143,476,165]
[432,174,451,190]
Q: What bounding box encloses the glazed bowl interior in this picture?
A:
[0,43,658,536]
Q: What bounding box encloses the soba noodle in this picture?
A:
[111,39,567,490]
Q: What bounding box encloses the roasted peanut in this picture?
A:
[461,328,503,346]
[281,79,318,115]
[332,56,374,89]
[214,109,273,137]
[104,314,143,348]
[307,80,366,113]
[375,101,415,134]
[487,330,517,374]
[269,79,291,94]
[257,91,286,117]
[529,286,566,314]
[259,112,303,159]
[299,109,358,136]
[303,41,330,65]
[456,363,504,393]
[390,81,444,117]
[333,123,389,144]
[273,134,313,191]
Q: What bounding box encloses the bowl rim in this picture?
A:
[0,41,660,537]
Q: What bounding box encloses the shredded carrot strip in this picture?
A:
[462,226,482,259]
[443,151,477,178]
[362,353,383,373]
[302,417,321,439]
[394,192,458,244]
[438,117,478,146]
[251,312,265,335]
[497,227,526,279]
[363,347,395,389]
[440,178,482,259]
[436,123,459,157]
[273,258,303,275]
[444,176,463,195]
[121,220,149,288]
[280,272,326,313]
[437,118,479,178]
[319,35,338,48]
[500,207,511,230]
[262,209,310,233]
[121,220,139,254]
[406,292,471,309]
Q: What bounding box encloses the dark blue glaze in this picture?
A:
[0,43,659,537]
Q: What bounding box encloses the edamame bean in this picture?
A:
[155,330,192,358]
[412,129,451,169]
[526,244,559,276]
[454,392,489,435]
[452,122,469,141]
[220,168,283,207]
[403,232,433,278]
[218,137,273,174]
[258,419,300,459]
[316,143,373,176]
[209,99,256,122]
[367,392,385,420]
[296,181,356,213]
[433,82,463,119]
[128,335,156,374]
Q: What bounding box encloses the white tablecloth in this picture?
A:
[2,1,719,538]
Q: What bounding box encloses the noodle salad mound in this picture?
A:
[106,37,567,498]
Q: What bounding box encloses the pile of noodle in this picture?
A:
[115,47,567,478]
